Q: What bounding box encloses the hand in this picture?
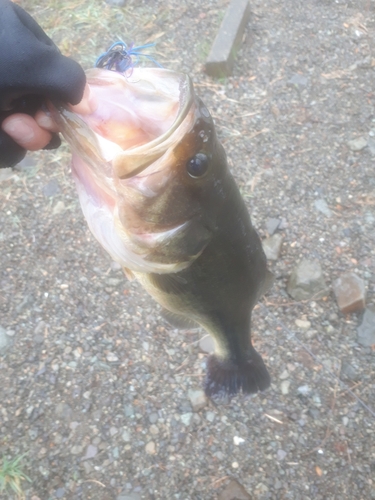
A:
[1,85,93,151]
[0,0,86,167]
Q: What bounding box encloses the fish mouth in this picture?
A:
[52,67,195,180]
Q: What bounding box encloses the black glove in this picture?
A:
[0,0,86,168]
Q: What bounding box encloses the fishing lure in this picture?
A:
[95,41,162,75]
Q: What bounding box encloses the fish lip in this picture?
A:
[112,71,195,179]
[127,71,194,154]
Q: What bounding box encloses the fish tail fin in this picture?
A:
[204,349,270,398]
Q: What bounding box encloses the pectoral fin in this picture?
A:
[160,308,199,330]
[123,267,135,281]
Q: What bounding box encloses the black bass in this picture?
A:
[52,67,272,398]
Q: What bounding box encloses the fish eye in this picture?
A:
[186,153,209,178]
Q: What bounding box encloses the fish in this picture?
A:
[51,66,273,398]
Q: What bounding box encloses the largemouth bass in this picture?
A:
[52,67,272,398]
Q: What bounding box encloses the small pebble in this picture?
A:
[265,217,281,235]
[279,369,289,380]
[199,335,215,353]
[188,389,207,411]
[181,413,193,426]
[122,430,131,442]
[280,380,291,395]
[347,137,367,151]
[262,233,283,260]
[145,441,156,455]
[55,488,65,499]
[233,436,245,445]
[295,319,312,329]
[357,308,375,347]
[333,273,366,314]
[297,385,311,395]
[231,461,239,469]
[314,199,332,217]
[206,411,216,422]
[149,412,158,424]
[83,444,98,460]
[106,352,119,362]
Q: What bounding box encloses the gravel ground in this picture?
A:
[1,0,375,499]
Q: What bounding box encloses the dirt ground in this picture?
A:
[1,0,374,499]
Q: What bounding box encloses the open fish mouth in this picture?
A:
[51,68,208,273]
[53,67,195,177]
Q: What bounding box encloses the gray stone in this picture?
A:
[206,411,216,422]
[55,488,65,499]
[33,334,44,345]
[279,369,289,380]
[314,199,332,217]
[274,479,282,490]
[333,273,366,314]
[265,218,281,236]
[124,404,134,417]
[122,430,131,442]
[43,178,61,197]
[188,389,207,412]
[148,412,158,424]
[199,334,215,353]
[0,326,11,354]
[180,413,193,426]
[205,0,251,78]
[297,385,311,395]
[287,259,328,301]
[82,444,98,460]
[277,449,287,460]
[34,320,46,336]
[347,137,367,151]
[357,308,375,347]
[218,478,252,500]
[280,380,290,395]
[262,233,283,261]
